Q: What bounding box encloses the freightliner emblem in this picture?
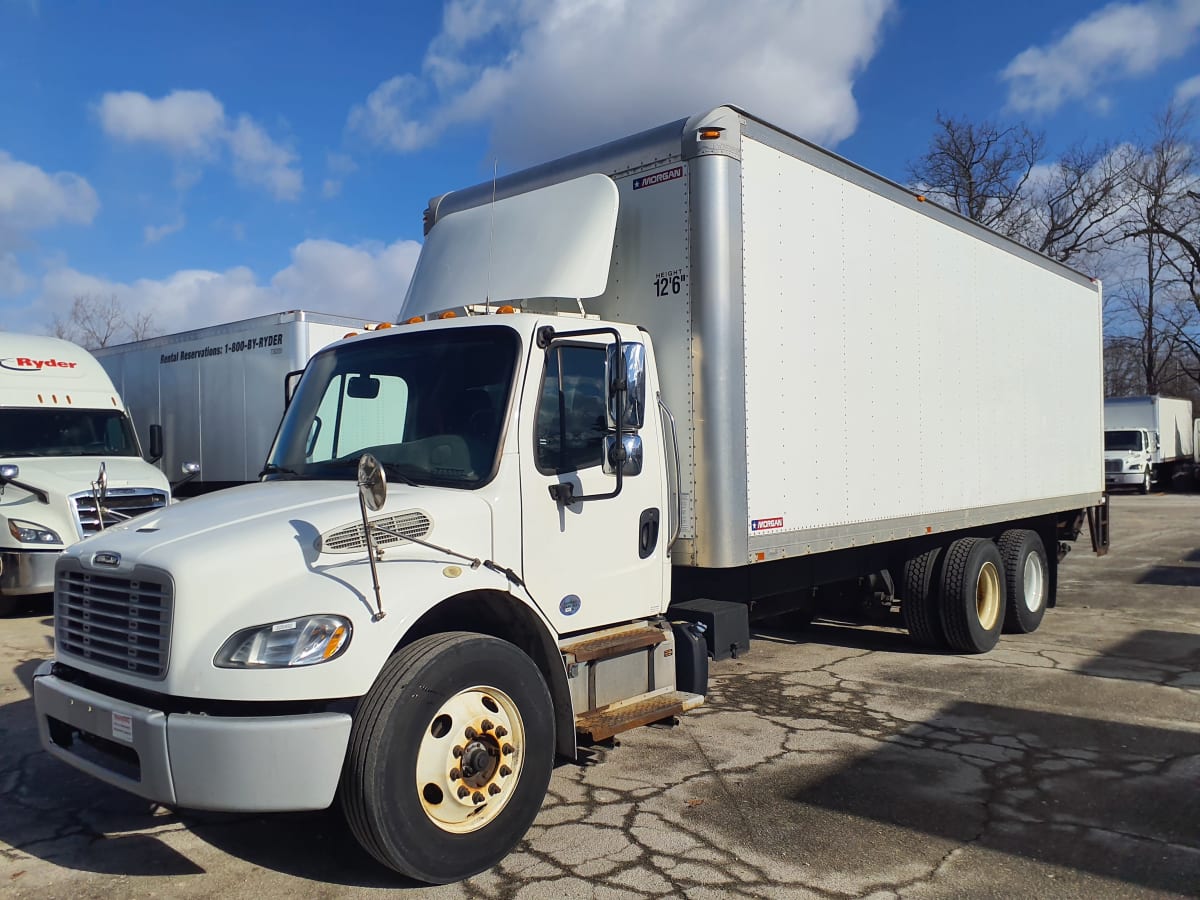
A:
[93,552,121,567]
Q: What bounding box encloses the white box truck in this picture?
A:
[95,311,376,494]
[32,107,1108,883]
[1103,395,1195,492]
[0,333,171,614]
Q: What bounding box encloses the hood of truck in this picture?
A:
[55,478,502,699]
[0,456,170,545]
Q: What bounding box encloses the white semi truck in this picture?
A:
[95,311,375,495]
[1103,395,1195,492]
[32,107,1108,883]
[0,333,172,614]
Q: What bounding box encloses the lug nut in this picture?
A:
[465,727,477,740]
[457,786,470,799]
[495,726,508,738]
[488,784,501,796]
[481,719,493,732]
[452,745,463,758]
[499,765,512,777]
[502,743,514,756]
[449,768,461,781]
[472,792,485,805]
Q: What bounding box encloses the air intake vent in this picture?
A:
[320,510,432,554]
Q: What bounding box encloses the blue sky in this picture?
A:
[1,0,1198,336]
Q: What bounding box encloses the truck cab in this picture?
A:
[1104,427,1157,493]
[0,334,171,610]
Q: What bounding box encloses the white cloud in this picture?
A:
[97,89,303,201]
[98,90,226,156]
[1002,1,1200,114]
[143,216,186,244]
[0,151,99,232]
[0,252,30,297]
[33,237,423,334]
[1177,73,1200,103]
[227,116,303,201]
[349,0,895,166]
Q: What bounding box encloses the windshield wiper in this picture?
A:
[321,457,423,487]
[258,463,308,480]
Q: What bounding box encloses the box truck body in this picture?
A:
[1103,395,1195,491]
[0,333,170,608]
[34,107,1108,883]
[95,311,373,493]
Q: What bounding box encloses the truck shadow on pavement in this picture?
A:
[1136,564,1200,587]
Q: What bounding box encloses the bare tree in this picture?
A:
[906,113,1044,240]
[50,294,159,349]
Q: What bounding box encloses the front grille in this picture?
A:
[1104,459,1123,474]
[321,510,432,553]
[71,489,169,537]
[56,569,172,679]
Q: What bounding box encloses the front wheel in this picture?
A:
[341,632,555,884]
[1140,469,1152,494]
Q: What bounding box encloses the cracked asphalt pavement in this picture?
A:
[2,493,1198,898]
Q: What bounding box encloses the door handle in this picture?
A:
[638,508,660,559]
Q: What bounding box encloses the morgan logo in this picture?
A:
[0,357,79,371]
[92,551,121,567]
[751,517,784,532]
[632,166,683,190]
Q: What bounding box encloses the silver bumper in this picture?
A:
[33,663,353,812]
[1105,471,1146,486]
[0,548,60,596]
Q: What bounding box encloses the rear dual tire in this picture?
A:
[939,537,1006,654]
[998,529,1048,634]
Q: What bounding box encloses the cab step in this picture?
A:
[560,624,667,663]
[575,688,704,743]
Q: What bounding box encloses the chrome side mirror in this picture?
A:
[0,464,18,481]
[358,453,387,512]
[181,461,201,476]
[606,342,646,431]
[603,434,643,476]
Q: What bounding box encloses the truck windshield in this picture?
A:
[0,409,141,458]
[266,324,520,488]
[1104,430,1144,452]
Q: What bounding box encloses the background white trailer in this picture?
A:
[1104,395,1194,463]
[96,311,371,493]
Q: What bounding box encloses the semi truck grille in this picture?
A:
[1104,460,1123,474]
[55,569,172,679]
[320,510,432,553]
[71,489,169,537]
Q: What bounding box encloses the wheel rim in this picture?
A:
[414,685,524,834]
[1022,552,1045,613]
[975,561,1001,631]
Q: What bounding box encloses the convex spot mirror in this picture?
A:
[0,464,18,481]
[606,342,646,431]
[603,434,643,477]
[358,452,386,512]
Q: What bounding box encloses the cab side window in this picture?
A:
[535,345,607,474]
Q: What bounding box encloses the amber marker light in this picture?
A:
[916,195,926,202]
[375,321,393,329]
[323,625,348,659]
[439,311,457,319]
[343,332,358,339]
[497,305,515,314]
[698,128,723,140]
[406,316,423,325]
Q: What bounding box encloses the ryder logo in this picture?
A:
[0,357,79,372]
[751,517,784,532]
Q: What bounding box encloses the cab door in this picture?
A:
[518,330,667,635]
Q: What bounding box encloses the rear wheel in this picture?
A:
[0,596,18,617]
[902,547,948,648]
[341,632,555,884]
[998,530,1048,634]
[939,538,1006,653]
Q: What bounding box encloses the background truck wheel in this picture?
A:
[998,529,1048,634]
[901,547,948,648]
[938,538,1006,653]
[0,596,18,617]
[340,632,555,884]
[1140,470,1151,494]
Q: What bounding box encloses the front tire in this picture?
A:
[998,530,1048,634]
[341,632,555,884]
[1140,469,1151,494]
[939,538,1006,653]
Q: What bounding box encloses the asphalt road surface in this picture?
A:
[2,493,1198,898]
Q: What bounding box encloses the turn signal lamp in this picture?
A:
[323,625,348,659]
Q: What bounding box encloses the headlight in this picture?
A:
[214,615,352,668]
[1127,462,1143,471]
[8,519,62,544]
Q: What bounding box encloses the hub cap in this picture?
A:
[975,561,1001,631]
[1023,552,1045,613]
[415,686,524,833]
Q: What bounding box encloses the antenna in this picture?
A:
[486,158,497,315]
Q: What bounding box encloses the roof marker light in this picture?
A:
[343,332,359,339]
[406,316,423,325]
[439,311,457,320]
[497,305,515,314]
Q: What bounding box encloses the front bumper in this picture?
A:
[1105,471,1147,487]
[32,663,353,812]
[0,549,60,596]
